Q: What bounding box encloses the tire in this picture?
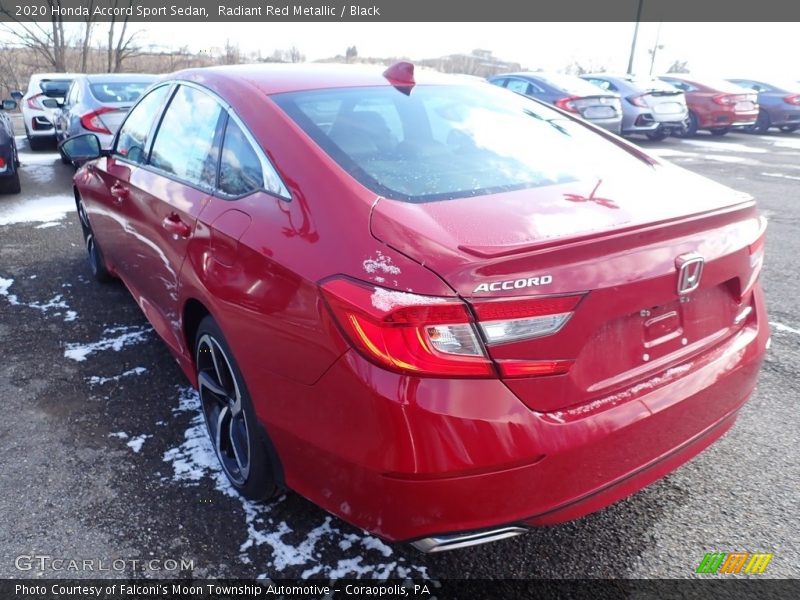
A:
[76,196,113,283]
[673,112,698,138]
[778,125,798,133]
[747,111,771,135]
[708,127,730,137]
[0,171,21,194]
[645,128,669,141]
[195,316,279,501]
[27,136,51,151]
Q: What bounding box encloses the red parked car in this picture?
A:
[658,74,759,137]
[61,63,769,552]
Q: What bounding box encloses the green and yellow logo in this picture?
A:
[697,552,773,574]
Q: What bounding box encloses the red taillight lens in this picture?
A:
[0,156,6,170]
[554,96,580,113]
[322,279,583,379]
[26,93,43,110]
[783,94,800,106]
[712,94,736,106]
[626,94,648,108]
[80,107,115,134]
[321,279,493,377]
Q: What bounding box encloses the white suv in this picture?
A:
[21,73,74,150]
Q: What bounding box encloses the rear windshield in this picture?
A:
[273,84,650,203]
[89,82,151,103]
[537,73,612,96]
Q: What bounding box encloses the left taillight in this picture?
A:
[80,107,115,134]
[554,96,580,113]
[321,278,583,379]
[626,94,648,108]
[783,94,800,106]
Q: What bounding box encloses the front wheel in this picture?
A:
[708,127,730,137]
[778,125,798,133]
[195,316,278,501]
[645,128,669,141]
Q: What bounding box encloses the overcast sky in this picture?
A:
[3,21,798,80]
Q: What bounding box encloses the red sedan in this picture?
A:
[61,63,769,552]
[658,74,759,136]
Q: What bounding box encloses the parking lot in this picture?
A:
[1,128,798,580]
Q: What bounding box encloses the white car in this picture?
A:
[20,73,75,150]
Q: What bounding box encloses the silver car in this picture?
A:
[55,74,157,156]
[581,74,689,140]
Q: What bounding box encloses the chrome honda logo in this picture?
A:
[676,253,704,295]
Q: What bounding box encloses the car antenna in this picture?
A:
[382,61,415,95]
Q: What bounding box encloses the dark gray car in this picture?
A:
[726,78,800,134]
[488,72,623,133]
[580,74,689,140]
[55,73,157,155]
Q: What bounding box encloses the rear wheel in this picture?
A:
[673,112,698,138]
[0,171,21,194]
[645,128,669,141]
[778,125,798,133]
[708,127,730,137]
[195,316,279,501]
[77,196,113,283]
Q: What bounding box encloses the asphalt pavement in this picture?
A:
[0,129,798,581]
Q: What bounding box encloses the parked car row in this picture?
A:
[487,71,800,139]
[55,61,770,552]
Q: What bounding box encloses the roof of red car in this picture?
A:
[166,63,480,96]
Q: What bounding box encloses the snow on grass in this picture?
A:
[64,325,151,361]
[770,321,800,336]
[86,366,147,387]
[0,193,75,226]
[162,385,427,580]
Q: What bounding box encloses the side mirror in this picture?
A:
[2,99,16,111]
[60,134,103,162]
[41,98,61,109]
[10,90,23,101]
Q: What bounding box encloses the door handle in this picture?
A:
[162,213,192,238]
[110,182,128,202]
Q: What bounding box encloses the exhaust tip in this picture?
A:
[410,526,528,553]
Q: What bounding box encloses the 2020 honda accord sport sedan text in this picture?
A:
[61,62,769,553]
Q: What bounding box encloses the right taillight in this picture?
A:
[783,94,800,106]
[321,278,582,379]
[626,94,648,108]
[80,107,115,134]
[26,93,44,110]
[554,96,580,113]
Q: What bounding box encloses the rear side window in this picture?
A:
[219,120,263,196]
[505,79,530,95]
[274,84,651,203]
[150,85,223,188]
[115,85,170,164]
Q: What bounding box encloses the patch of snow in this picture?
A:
[126,435,152,453]
[0,194,75,226]
[20,152,61,166]
[680,139,767,153]
[649,148,697,158]
[109,432,129,440]
[64,325,151,361]
[0,279,77,322]
[770,321,800,336]
[362,251,401,280]
[0,277,18,304]
[371,287,447,311]
[769,137,800,150]
[35,221,62,229]
[162,385,428,579]
[701,155,755,164]
[86,366,147,387]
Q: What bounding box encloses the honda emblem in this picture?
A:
[676,253,704,295]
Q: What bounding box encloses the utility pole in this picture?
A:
[626,0,644,75]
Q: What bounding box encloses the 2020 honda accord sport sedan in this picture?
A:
[62,63,769,553]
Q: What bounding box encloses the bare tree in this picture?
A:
[288,46,303,63]
[106,0,140,72]
[563,59,606,76]
[666,59,690,73]
[0,1,70,71]
[345,45,358,63]
[80,1,96,73]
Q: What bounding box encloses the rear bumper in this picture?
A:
[262,286,768,543]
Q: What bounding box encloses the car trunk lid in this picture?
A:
[370,163,764,413]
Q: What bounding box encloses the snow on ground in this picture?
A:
[126,435,152,453]
[0,276,77,321]
[19,151,61,166]
[0,193,75,226]
[680,139,768,154]
[86,366,148,387]
[162,385,427,580]
[64,325,152,361]
[768,136,800,150]
[761,172,800,181]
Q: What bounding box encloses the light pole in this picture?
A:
[626,0,644,75]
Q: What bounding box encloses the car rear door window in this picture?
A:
[115,84,171,164]
[150,85,224,188]
[219,119,263,196]
[505,79,531,95]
